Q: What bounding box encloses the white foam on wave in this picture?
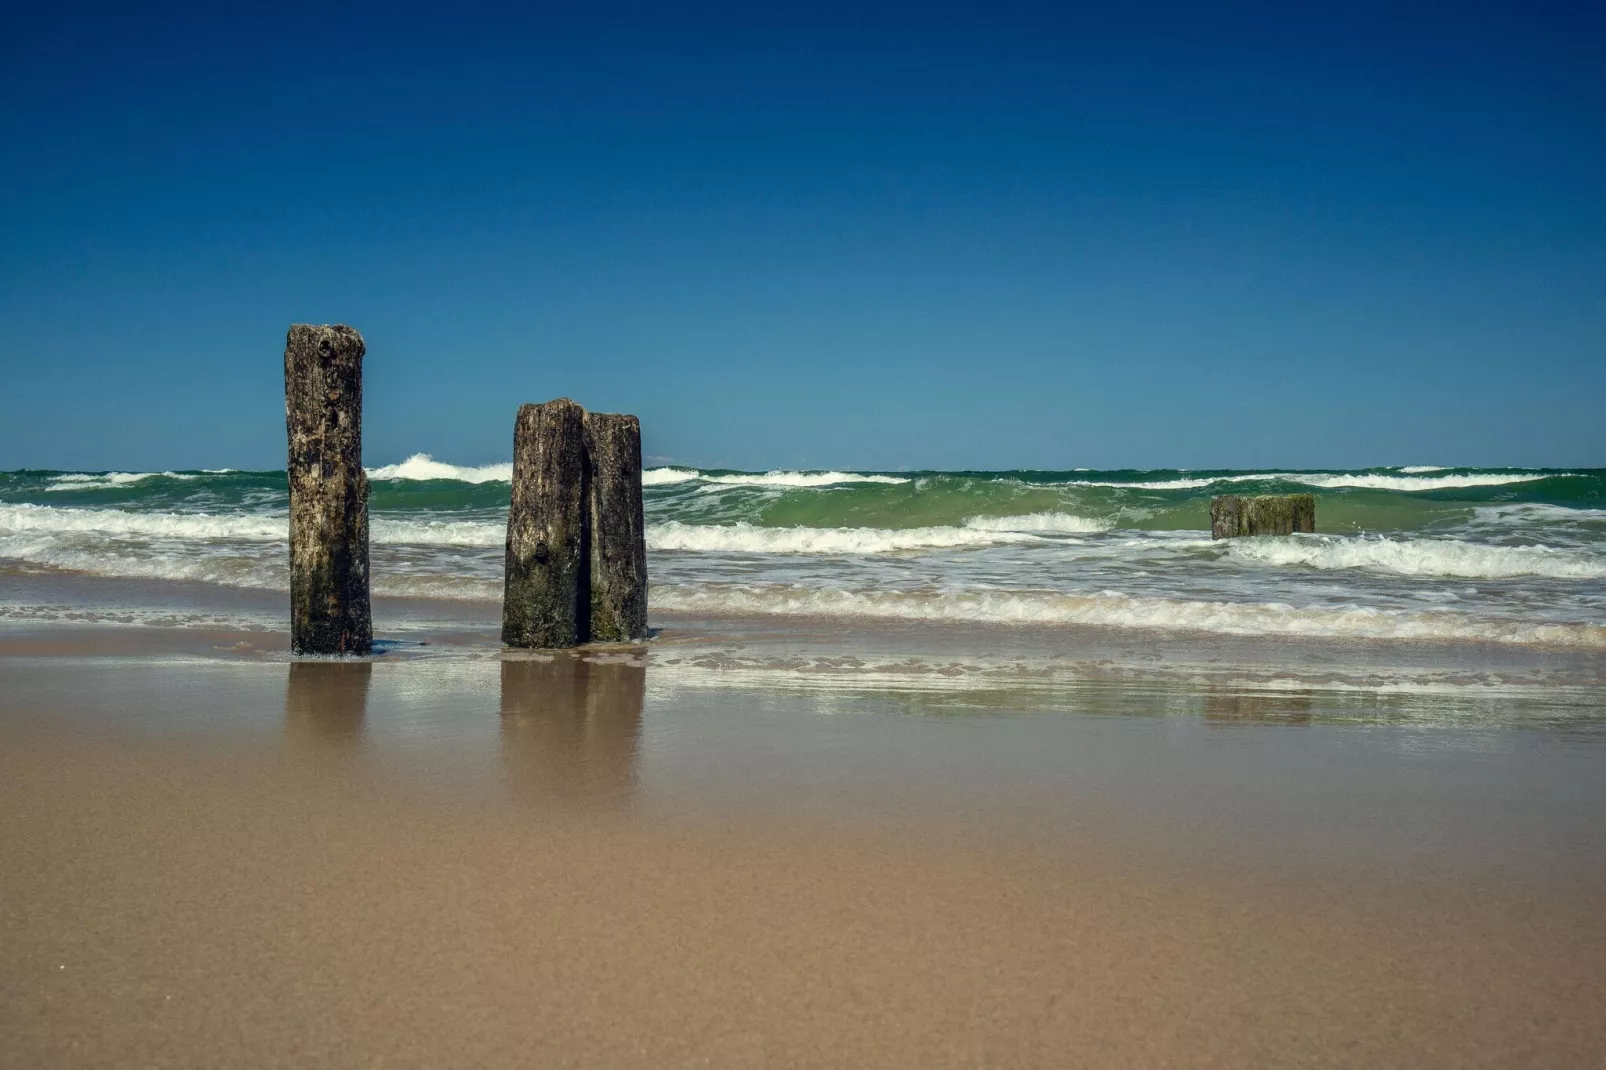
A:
[642,467,702,486]
[652,584,1606,648]
[10,546,283,591]
[1060,473,1269,491]
[699,470,911,488]
[1294,472,1559,492]
[1399,466,1447,474]
[375,517,505,546]
[1473,503,1606,527]
[0,504,1117,564]
[46,472,196,491]
[366,454,513,483]
[0,541,504,602]
[1226,534,1606,580]
[0,503,510,547]
[1059,470,1563,492]
[1,503,287,540]
[647,520,1042,554]
[962,512,1111,534]
[358,460,910,489]
[1061,476,1217,490]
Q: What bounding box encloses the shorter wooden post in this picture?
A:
[502,399,589,647]
[584,412,648,641]
[284,324,371,655]
[1210,494,1316,539]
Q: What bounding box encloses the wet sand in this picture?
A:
[3,642,1606,1066]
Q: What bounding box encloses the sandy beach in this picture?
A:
[8,2,1603,1062]
[3,629,1605,1068]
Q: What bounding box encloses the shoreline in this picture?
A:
[4,596,1605,721]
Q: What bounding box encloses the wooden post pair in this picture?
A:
[500,398,648,648]
[283,325,646,655]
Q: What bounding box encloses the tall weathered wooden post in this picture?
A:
[584,412,649,642]
[284,324,372,655]
[502,398,589,647]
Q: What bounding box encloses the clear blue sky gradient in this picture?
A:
[3,1,1602,471]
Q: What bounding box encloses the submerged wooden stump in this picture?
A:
[502,399,588,647]
[1210,494,1316,539]
[284,324,371,655]
[584,412,649,642]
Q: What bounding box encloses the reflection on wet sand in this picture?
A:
[500,654,645,805]
[284,661,373,750]
[1203,690,1314,726]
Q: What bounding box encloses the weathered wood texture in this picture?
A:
[284,324,371,655]
[502,399,589,647]
[1210,494,1316,539]
[584,412,649,642]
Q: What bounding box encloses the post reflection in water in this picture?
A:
[499,654,645,805]
[1202,690,1314,727]
[284,660,373,751]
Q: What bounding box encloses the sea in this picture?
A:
[3,459,1604,722]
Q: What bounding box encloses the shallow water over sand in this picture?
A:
[5,614,1606,1066]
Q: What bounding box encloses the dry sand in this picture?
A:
[2,648,1605,1067]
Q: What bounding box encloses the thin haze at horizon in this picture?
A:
[2,1,1602,472]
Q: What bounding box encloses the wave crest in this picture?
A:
[652,584,1606,647]
[366,454,512,483]
[962,512,1110,533]
[1227,534,1606,580]
[1,503,286,540]
[642,467,702,486]
[1295,472,1558,492]
[1057,471,1561,492]
[46,472,196,491]
[699,470,910,488]
[647,520,1041,554]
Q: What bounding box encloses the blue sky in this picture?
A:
[2,1,1602,471]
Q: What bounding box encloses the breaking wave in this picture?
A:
[647,520,1042,554]
[1057,475,1260,490]
[642,467,702,486]
[961,512,1110,533]
[46,472,197,491]
[697,470,910,488]
[651,584,1606,647]
[1,503,286,540]
[363,460,912,490]
[0,503,507,547]
[1056,471,1560,493]
[1293,472,1558,492]
[366,454,513,483]
[1226,534,1606,580]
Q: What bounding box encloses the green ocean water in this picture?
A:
[1,465,1598,532]
[2,463,1604,650]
